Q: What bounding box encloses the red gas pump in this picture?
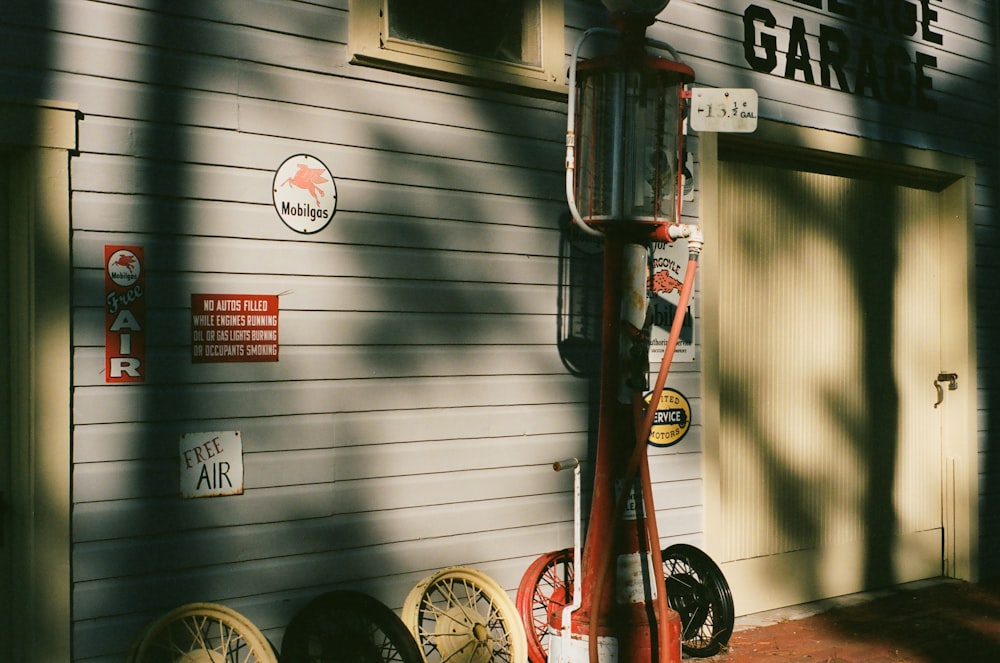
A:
[562,3,700,663]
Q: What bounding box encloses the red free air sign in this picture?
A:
[105,245,146,383]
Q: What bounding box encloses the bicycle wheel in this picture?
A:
[127,602,277,663]
[402,566,528,663]
[662,544,735,658]
[281,590,422,663]
[515,549,574,663]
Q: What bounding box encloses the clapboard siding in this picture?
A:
[0,1,991,661]
[71,154,562,207]
[50,0,348,65]
[72,439,581,502]
[75,308,556,352]
[72,491,701,588]
[73,234,565,283]
[78,102,566,177]
[72,405,593,463]
[236,60,567,140]
[73,157,565,224]
[72,494,577,582]
[78,117,565,194]
[74,269,564,313]
[46,0,350,36]
[71,440,702,504]
[73,374,593,424]
[74,344,584,383]
[72,482,559,544]
[74,463,577,522]
[71,193,568,245]
[238,103,566,177]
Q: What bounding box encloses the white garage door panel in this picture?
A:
[713,156,945,615]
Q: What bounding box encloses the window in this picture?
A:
[349,0,565,94]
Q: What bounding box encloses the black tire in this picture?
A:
[281,590,423,663]
[662,544,735,658]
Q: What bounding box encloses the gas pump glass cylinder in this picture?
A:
[575,56,693,231]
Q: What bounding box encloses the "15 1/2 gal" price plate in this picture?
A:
[689,88,759,133]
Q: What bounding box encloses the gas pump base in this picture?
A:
[619,602,683,663]
[552,601,682,663]
[548,632,618,663]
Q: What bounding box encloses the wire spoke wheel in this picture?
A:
[402,566,527,663]
[662,544,735,658]
[515,549,574,663]
[127,602,277,663]
[281,590,422,663]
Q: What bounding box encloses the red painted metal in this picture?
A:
[571,235,699,663]
[565,9,698,661]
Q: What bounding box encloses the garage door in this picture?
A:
[704,136,972,615]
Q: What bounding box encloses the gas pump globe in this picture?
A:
[567,0,694,238]
[575,55,693,232]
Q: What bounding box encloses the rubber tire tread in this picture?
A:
[281,590,422,663]
[662,543,735,658]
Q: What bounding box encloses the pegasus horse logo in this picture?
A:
[111,253,138,272]
[281,164,328,206]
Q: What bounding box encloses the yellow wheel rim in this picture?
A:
[126,602,277,663]
[403,566,527,663]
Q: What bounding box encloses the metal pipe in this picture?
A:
[553,457,583,656]
[566,27,619,239]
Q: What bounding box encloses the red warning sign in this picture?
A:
[191,294,279,363]
[105,245,146,383]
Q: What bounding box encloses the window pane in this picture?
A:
[387,0,541,67]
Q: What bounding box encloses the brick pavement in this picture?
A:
[709,577,1000,662]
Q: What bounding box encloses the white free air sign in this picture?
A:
[690,88,759,133]
[179,431,244,498]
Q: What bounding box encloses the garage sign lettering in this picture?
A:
[743,1,943,110]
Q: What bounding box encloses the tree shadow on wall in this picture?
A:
[97,3,591,663]
[714,148,912,600]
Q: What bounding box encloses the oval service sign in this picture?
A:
[272,154,337,234]
[645,387,692,448]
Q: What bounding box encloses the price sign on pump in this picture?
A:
[690,88,758,133]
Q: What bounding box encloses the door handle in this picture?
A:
[934,372,958,408]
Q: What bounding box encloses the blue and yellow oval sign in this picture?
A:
[645,388,691,447]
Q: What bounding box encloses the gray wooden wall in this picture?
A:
[0,1,996,662]
[56,1,702,660]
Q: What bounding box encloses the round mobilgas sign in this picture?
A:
[106,248,142,287]
[645,387,692,447]
[272,154,337,234]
